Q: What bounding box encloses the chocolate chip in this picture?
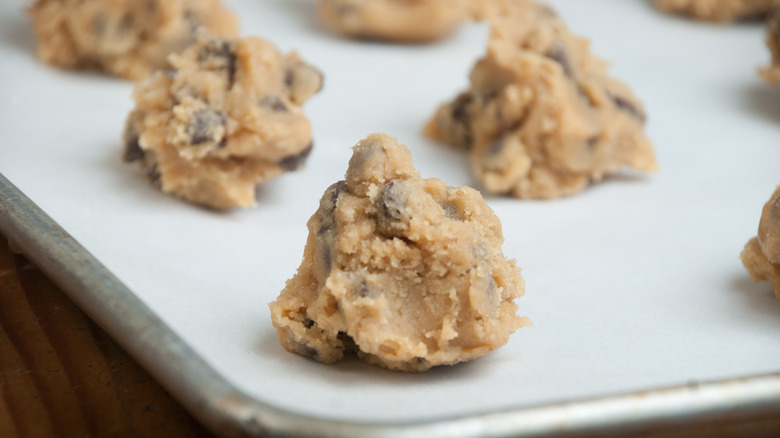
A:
[338,331,358,352]
[123,117,144,162]
[358,281,378,298]
[452,94,473,123]
[319,180,347,217]
[317,180,347,274]
[293,341,318,359]
[378,181,405,222]
[612,95,646,122]
[442,203,462,221]
[449,94,475,149]
[412,357,428,366]
[285,65,324,92]
[321,244,332,274]
[285,64,325,105]
[123,135,143,162]
[317,223,332,236]
[331,181,347,203]
[546,44,598,103]
[375,180,413,238]
[317,203,337,235]
[279,142,313,171]
[482,90,499,101]
[147,163,161,185]
[546,42,574,78]
[261,96,288,112]
[198,40,237,85]
[486,136,506,156]
[302,317,315,329]
[586,136,599,149]
[188,109,227,146]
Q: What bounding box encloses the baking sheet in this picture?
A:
[2,0,780,424]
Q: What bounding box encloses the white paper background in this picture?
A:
[2,0,780,423]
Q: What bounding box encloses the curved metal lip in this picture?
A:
[2,172,779,438]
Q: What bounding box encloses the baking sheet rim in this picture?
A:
[2,172,779,438]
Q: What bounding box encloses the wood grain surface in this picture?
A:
[0,235,212,437]
[1,230,779,438]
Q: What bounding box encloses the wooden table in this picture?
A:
[1,230,779,438]
[0,235,212,437]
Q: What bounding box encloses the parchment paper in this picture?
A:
[2,0,780,423]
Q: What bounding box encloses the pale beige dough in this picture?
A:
[742,186,780,299]
[123,32,323,209]
[761,8,780,83]
[318,0,469,42]
[28,0,238,80]
[269,133,529,372]
[426,0,657,200]
[654,0,780,22]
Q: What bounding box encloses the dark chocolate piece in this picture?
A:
[279,142,313,171]
[188,109,227,146]
[198,39,237,84]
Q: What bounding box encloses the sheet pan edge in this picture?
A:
[2,172,779,438]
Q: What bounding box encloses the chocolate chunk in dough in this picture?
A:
[188,109,227,147]
[279,143,314,171]
[198,38,237,83]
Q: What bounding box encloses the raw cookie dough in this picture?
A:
[318,0,469,42]
[653,0,780,22]
[123,32,323,209]
[741,186,780,299]
[269,134,528,372]
[761,8,780,83]
[425,1,657,199]
[28,0,238,80]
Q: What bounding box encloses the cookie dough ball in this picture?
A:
[742,186,780,298]
[762,8,780,83]
[318,0,469,43]
[653,0,780,22]
[425,1,657,200]
[123,32,323,209]
[269,134,528,372]
[28,0,238,80]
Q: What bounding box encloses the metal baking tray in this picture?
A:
[3,175,780,436]
[3,0,780,436]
